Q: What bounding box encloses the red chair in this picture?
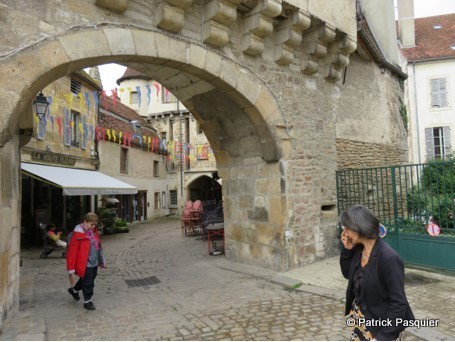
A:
[181,208,191,236]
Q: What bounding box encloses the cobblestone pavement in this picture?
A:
[0,217,450,340]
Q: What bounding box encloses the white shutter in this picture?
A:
[430,78,448,108]
[425,127,435,161]
[439,79,448,107]
[430,79,440,107]
[443,126,451,156]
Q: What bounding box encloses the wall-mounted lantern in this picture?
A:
[33,92,49,121]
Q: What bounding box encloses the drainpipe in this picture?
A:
[412,62,422,164]
[178,101,183,198]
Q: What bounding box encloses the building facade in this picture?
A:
[0,0,408,328]
[97,94,168,220]
[116,68,220,211]
[398,3,455,163]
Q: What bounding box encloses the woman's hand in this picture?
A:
[341,229,355,250]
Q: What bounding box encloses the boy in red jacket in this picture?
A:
[66,212,105,310]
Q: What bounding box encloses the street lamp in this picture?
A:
[33,92,49,121]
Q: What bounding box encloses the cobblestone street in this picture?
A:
[1,217,451,340]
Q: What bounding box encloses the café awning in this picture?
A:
[21,162,137,196]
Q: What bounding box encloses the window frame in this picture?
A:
[70,79,81,96]
[130,91,139,105]
[153,160,159,177]
[120,147,129,174]
[71,110,81,148]
[430,78,448,108]
[169,190,178,207]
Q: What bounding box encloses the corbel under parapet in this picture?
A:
[300,22,336,75]
[325,34,357,81]
[241,0,282,56]
[95,0,129,13]
[157,0,193,33]
[203,0,242,47]
[274,9,311,65]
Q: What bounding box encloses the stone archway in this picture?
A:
[0,27,291,326]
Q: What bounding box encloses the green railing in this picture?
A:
[336,161,455,271]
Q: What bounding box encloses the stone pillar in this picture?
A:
[0,135,21,329]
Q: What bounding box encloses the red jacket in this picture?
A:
[66,226,102,278]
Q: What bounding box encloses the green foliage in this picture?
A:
[112,218,129,233]
[399,97,408,132]
[407,157,455,230]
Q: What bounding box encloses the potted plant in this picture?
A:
[113,218,129,233]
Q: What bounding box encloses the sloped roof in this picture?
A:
[116,68,150,85]
[400,14,455,62]
[99,96,159,141]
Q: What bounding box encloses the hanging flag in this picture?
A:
[66,94,73,107]
[106,128,111,141]
[101,90,107,109]
[136,86,142,107]
[111,88,118,108]
[90,125,94,140]
[78,92,84,108]
[153,83,160,99]
[84,92,91,111]
[127,133,132,147]
[119,131,123,144]
[56,117,62,138]
[46,96,53,120]
[145,84,151,106]
[92,91,99,108]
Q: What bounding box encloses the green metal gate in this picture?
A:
[336,161,455,272]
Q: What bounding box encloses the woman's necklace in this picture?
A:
[361,250,369,260]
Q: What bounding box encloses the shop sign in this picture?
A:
[31,152,76,166]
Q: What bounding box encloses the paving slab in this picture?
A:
[0,217,453,341]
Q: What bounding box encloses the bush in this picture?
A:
[407,156,455,230]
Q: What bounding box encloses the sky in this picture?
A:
[397,0,455,18]
[98,0,455,93]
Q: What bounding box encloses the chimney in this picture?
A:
[397,0,415,48]
[89,66,103,88]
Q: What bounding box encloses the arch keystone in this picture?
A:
[131,30,158,58]
[104,28,136,56]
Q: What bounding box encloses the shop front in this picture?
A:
[21,162,137,246]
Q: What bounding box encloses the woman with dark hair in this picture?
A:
[340,205,414,340]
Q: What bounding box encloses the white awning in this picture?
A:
[21,162,137,196]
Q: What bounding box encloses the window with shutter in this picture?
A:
[426,126,450,161]
[430,78,448,108]
[71,111,80,147]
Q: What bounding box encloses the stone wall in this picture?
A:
[0,137,21,329]
[0,0,407,328]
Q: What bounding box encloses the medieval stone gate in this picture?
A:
[0,0,408,328]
